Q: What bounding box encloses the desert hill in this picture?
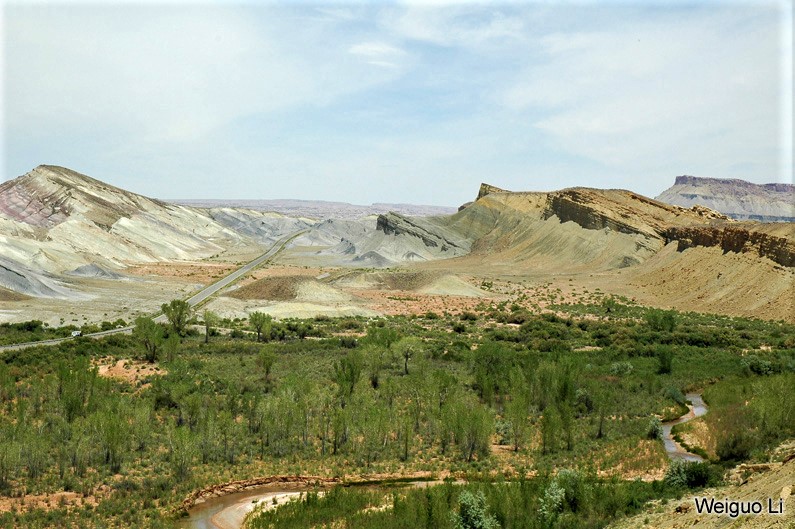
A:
[0,166,460,302]
[0,165,309,298]
[404,184,794,321]
[657,175,795,222]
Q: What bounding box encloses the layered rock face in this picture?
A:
[376,212,470,253]
[656,175,795,222]
[663,225,795,268]
[465,182,794,270]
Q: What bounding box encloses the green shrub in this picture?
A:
[452,490,499,529]
[609,361,633,376]
[646,417,663,440]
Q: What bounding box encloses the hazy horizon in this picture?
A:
[3,1,793,206]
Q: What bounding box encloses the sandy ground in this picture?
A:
[126,261,239,285]
[610,456,795,529]
[95,357,164,389]
[0,274,204,327]
[0,490,101,514]
[2,238,792,326]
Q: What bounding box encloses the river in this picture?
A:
[661,392,708,462]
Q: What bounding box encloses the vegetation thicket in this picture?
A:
[0,295,793,528]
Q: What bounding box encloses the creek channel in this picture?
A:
[661,392,708,462]
[179,394,709,529]
[176,478,443,529]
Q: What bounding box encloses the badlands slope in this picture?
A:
[0,166,254,299]
[0,166,479,324]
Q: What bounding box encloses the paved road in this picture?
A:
[0,230,304,352]
[182,230,304,308]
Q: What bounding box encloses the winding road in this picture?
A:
[0,230,305,353]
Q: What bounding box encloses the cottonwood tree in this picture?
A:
[163,332,180,363]
[541,406,561,455]
[505,369,532,452]
[133,317,164,363]
[456,399,493,462]
[0,438,20,488]
[394,336,423,375]
[169,426,197,480]
[162,299,192,336]
[203,309,219,344]
[332,351,363,408]
[363,325,399,349]
[250,312,272,342]
[257,350,277,393]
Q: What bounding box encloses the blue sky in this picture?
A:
[2,1,792,206]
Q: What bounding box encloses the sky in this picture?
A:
[1,1,792,207]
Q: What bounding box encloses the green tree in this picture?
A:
[333,351,363,408]
[92,409,128,473]
[646,309,676,332]
[162,299,192,336]
[363,325,399,349]
[257,350,277,393]
[541,406,561,454]
[472,341,514,405]
[505,370,532,452]
[656,346,674,375]
[395,336,423,375]
[250,312,272,342]
[133,317,164,363]
[203,309,219,344]
[0,439,20,488]
[163,331,180,363]
[169,426,197,480]
[446,396,492,462]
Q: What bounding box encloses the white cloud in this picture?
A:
[349,41,408,68]
[5,5,402,146]
[382,5,526,49]
[499,8,788,182]
[349,41,406,58]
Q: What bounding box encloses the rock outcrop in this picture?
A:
[376,212,470,253]
[477,183,510,200]
[663,225,795,268]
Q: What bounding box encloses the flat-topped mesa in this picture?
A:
[674,175,795,193]
[658,175,795,222]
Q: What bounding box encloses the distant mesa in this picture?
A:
[656,175,795,222]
